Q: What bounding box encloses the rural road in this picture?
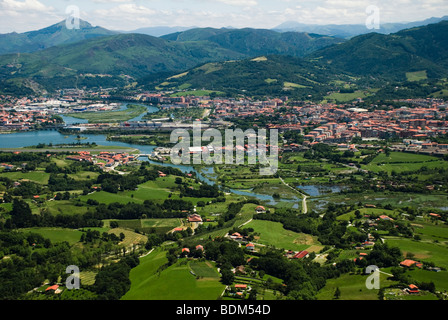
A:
[278,176,308,214]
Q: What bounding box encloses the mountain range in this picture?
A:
[273,15,448,39]
[0,18,447,96]
[142,20,448,96]
[0,20,117,55]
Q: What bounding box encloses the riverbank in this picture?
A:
[0,145,139,154]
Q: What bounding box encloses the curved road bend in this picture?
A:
[278,176,308,214]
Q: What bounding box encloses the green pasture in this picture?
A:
[363,151,447,173]
[19,227,83,244]
[66,104,147,123]
[0,171,50,184]
[316,272,397,300]
[122,251,225,300]
[384,236,448,269]
[245,219,321,252]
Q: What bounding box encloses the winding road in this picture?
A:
[278,176,308,214]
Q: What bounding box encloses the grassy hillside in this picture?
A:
[0,33,246,92]
[141,55,349,99]
[310,21,448,81]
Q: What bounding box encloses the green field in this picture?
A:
[407,269,448,291]
[316,272,397,300]
[189,260,221,278]
[337,208,398,221]
[0,171,50,184]
[406,70,428,82]
[245,219,322,252]
[384,236,448,269]
[324,90,370,103]
[104,218,182,234]
[66,104,147,123]
[363,151,448,173]
[19,227,83,244]
[122,250,225,300]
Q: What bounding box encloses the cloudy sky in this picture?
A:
[0,0,447,33]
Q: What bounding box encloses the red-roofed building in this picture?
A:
[400,259,423,268]
[406,284,420,294]
[293,250,309,259]
[255,206,266,213]
[45,284,59,292]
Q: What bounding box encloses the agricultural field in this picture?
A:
[316,271,398,300]
[406,70,428,82]
[107,227,148,248]
[362,151,448,174]
[122,250,225,300]
[323,90,372,103]
[384,236,448,269]
[19,227,83,244]
[336,208,399,221]
[104,218,182,234]
[245,219,322,252]
[0,171,50,184]
[66,104,147,123]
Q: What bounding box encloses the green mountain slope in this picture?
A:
[162,27,345,58]
[0,20,118,55]
[140,55,349,99]
[309,20,448,80]
[0,33,246,91]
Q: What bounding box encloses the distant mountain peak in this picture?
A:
[0,19,117,55]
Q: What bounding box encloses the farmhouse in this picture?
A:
[400,259,423,268]
[45,284,62,294]
[234,284,248,290]
[406,284,420,294]
[230,232,243,241]
[255,206,266,214]
[292,250,309,259]
[245,243,255,251]
[188,214,203,228]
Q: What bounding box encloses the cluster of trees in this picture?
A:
[97,165,186,194]
[0,199,103,230]
[92,255,139,300]
[84,199,194,221]
[255,206,353,248]
[303,143,359,164]
[355,243,402,268]
[252,248,356,300]
[80,229,124,244]
[180,183,222,198]
[49,173,93,192]
[0,231,73,299]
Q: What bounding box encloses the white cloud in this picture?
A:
[215,0,258,6]
[0,0,52,12]
[0,0,447,33]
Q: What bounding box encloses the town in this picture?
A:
[2,91,448,156]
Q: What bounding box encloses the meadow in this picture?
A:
[316,271,397,300]
[19,227,83,244]
[384,236,448,269]
[66,104,147,123]
[362,151,448,174]
[245,219,322,252]
[122,250,225,300]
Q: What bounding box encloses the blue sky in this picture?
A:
[0,0,447,33]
